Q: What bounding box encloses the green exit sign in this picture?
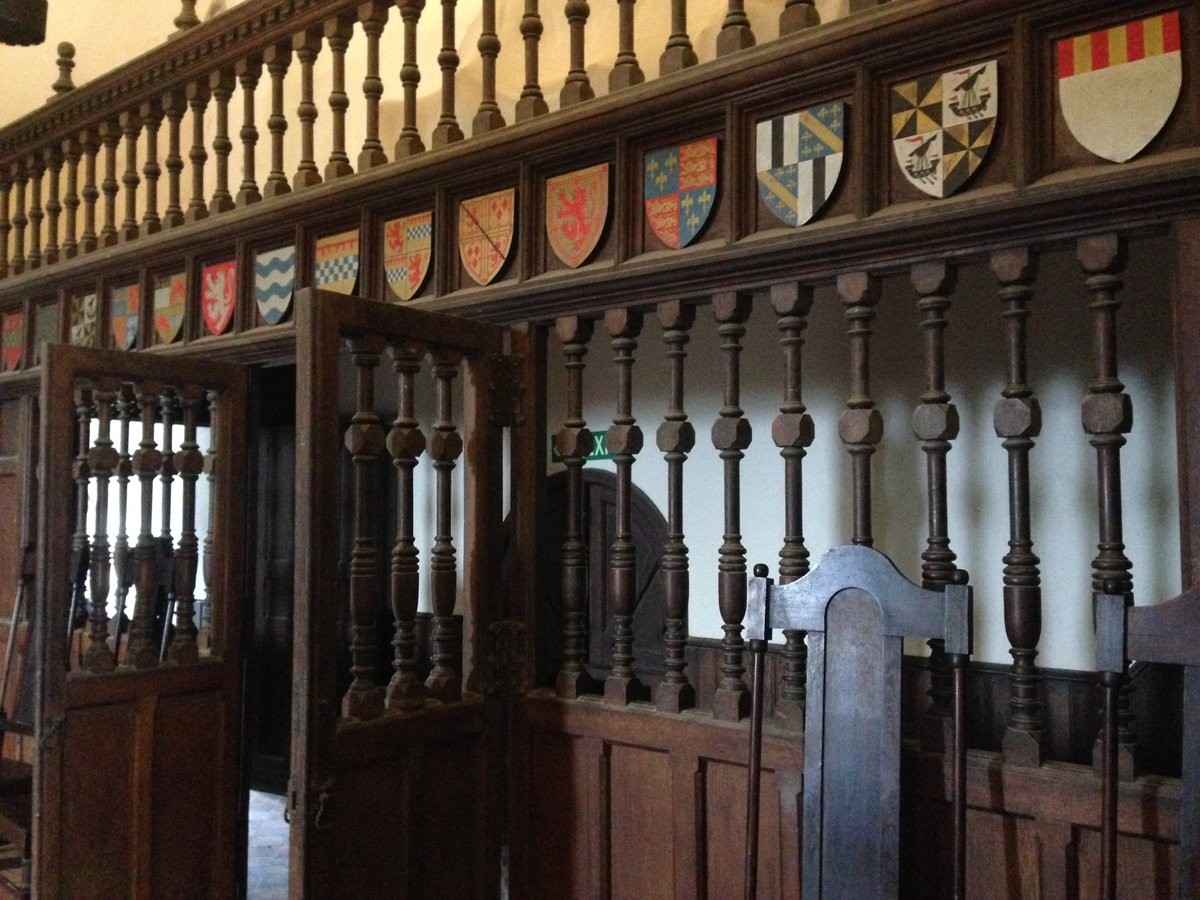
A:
[549,432,615,463]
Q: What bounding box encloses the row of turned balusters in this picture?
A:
[0,0,828,281]
[71,380,219,673]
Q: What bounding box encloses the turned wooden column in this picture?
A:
[772,282,815,723]
[262,44,292,199]
[235,56,263,205]
[128,382,164,670]
[112,386,135,662]
[292,29,323,190]
[712,290,753,722]
[655,299,696,713]
[209,68,236,214]
[659,0,697,74]
[555,315,594,698]
[161,90,187,227]
[185,81,211,222]
[605,307,644,706]
[515,0,549,121]
[716,0,755,57]
[432,0,464,148]
[609,0,644,91]
[323,15,355,180]
[394,0,426,157]
[1079,233,1136,779]
[98,119,121,246]
[386,341,428,710]
[837,272,882,546]
[84,382,119,673]
[0,176,8,278]
[343,337,387,719]
[60,137,80,257]
[24,154,43,270]
[357,1,389,170]
[168,386,205,665]
[70,387,93,668]
[780,0,819,35]
[118,110,142,240]
[991,247,1045,766]
[79,127,99,251]
[9,162,26,275]
[42,146,62,265]
[139,99,164,234]
[560,0,594,107]
[473,0,505,134]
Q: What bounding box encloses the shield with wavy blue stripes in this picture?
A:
[255,246,295,326]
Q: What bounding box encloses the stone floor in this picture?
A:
[247,790,289,899]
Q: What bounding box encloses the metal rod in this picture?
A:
[0,545,33,718]
[744,637,766,900]
[951,653,968,900]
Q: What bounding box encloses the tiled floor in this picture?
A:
[247,790,289,899]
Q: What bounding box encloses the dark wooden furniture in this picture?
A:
[748,545,971,898]
[1098,590,1200,899]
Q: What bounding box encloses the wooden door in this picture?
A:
[290,289,506,898]
[34,344,248,898]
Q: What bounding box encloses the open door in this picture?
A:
[34,344,248,898]
[290,289,507,897]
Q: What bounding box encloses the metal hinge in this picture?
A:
[483,619,527,697]
[488,354,525,428]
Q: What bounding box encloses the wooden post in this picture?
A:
[432,0,464,147]
[659,0,697,75]
[161,90,186,227]
[837,272,881,547]
[262,43,292,199]
[779,0,820,35]
[24,154,43,270]
[49,42,75,98]
[560,0,594,107]
[112,385,135,664]
[209,68,236,213]
[609,0,644,91]
[324,15,356,180]
[516,0,548,121]
[42,146,62,265]
[473,0,505,135]
[60,136,80,257]
[139,100,164,235]
[99,119,121,246]
[79,127,99,251]
[0,173,12,278]
[426,352,464,701]
[185,81,211,222]
[9,163,26,274]
[84,383,118,673]
[128,381,164,670]
[357,1,389,170]
[235,56,263,205]
[119,110,142,241]
[168,385,205,665]
[395,0,426,157]
[292,29,323,190]
[716,0,754,57]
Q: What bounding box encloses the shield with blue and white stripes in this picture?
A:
[756,102,845,228]
[255,246,295,326]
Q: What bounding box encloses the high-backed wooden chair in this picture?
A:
[1097,589,1200,898]
[746,544,972,899]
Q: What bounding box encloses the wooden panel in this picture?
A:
[609,744,673,900]
[528,731,594,900]
[151,690,224,900]
[409,732,488,899]
[59,704,135,899]
[704,760,784,900]
[1077,828,1178,899]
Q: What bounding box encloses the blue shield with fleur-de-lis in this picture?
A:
[756,102,846,228]
[643,137,718,250]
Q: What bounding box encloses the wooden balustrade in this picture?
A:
[427,351,464,702]
[432,0,464,148]
[112,385,134,662]
[83,381,117,673]
[837,272,881,547]
[660,0,698,74]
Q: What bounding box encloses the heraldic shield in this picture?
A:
[70,292,98,347]
[383,212,433,301]
[2,312,23,372]
[202,260,238,336]
[1058,12,1181,164]
[644,138,718,249]
[110,283,140,350]
[892,59,998,199]
[546,164,609,268]
[459,189,515,286]
[255,245,295,326]
[154,273,186,344]
[314,230,360,295]
[757,102,845,228]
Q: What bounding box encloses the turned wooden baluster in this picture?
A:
[992,247,1045,766]
[1080,233,1136,778]
[395,0,426,157]
[235,56,263,205]
[128,382,164,670]
[185,81,211,221]
[560,0,594,107]
[343,337,387,719]
[262,44,292,199]
[69,387,93,663]
[293,29,323,189]
[555,315,594,698]
[119,110,141,241]
[604,308,644,706]
[659,0,697,75]
[140,100,163,234]
[780,0,819,34]
[61,137,80,257]
[9,163,26,275]
[201,390,220,650]
[655,300,695,713]
[0,175,10,278]
[156,390,179,660]
[85,382,119,673]
[386,341,428,710]
[432,0,464,148]
[772,282,815,722]
[515,0,548,121]
[610,0,644,91]
[912,261,964,752]
[209,68,236,214]
[716,0,755,56]
[112,385,135,663]
[426,352,464,702]
[324,15,355,180]
[168,386,204,664]
[473,0,505,135]
[79,127,99,251]
[43,146,62,264]
[174,0,200,33]
[358,2,389,170]
[162,90,186,227]
[837,272,881,546]
[25,154,43,270]
[99,120,121,246]
[712,290,753,722]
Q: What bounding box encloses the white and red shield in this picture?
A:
[546,164,609,268]
[202,260,237,336]
[110,283,139,350]
[154,273,186,344]
[2,311,23,371]
[1058,12,1181,163]
[459,189,515,286]
[314,230,360,295]
[383,212,433,301]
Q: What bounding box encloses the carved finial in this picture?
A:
[173,0,200,35]
[204,0,227,21]
[49,42,75,100]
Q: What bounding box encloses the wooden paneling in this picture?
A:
[609,744,673,900]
